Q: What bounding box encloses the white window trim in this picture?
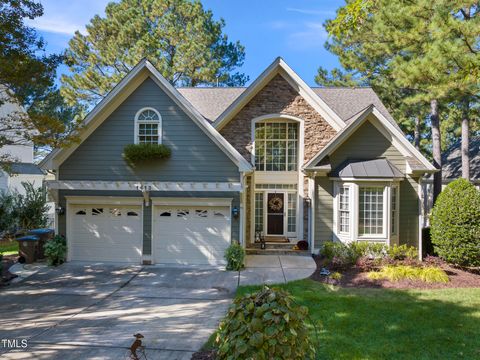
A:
[358,185,388,239]
[333,183,353,241]
[390,185,400,238]
[333,181,399,245]
[134,107,162,144]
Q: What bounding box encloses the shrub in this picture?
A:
[0,192,17,235]
[0,183,49,234]
[386,244,417,260]
[330,271,342,280]
[321,241,386,270]
[224,241,245,271]
[216,287,316,360]
[44,235,67,266]
[123,143,171,163]
[431,178,480,267]
[368,265,449,283]
[356,256,380,272]
[15,182,49,231]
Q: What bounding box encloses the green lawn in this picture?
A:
[233,280,480,360]
[0,241,19,255]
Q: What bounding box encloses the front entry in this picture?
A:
[267,193,284,235]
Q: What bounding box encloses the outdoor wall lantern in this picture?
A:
[232,206,239,218]
[55,205,65,215]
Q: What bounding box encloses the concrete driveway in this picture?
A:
[0,263,238,360]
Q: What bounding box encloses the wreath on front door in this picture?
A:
[268,196,283,211]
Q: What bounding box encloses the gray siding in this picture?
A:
[314,177,333,249]
[399,177,420,247]
[329,117,406,172]
[59,77,239,182]
[313,118,420,249]
[57,190,240,258]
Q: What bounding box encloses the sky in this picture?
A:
[29,0,345,86]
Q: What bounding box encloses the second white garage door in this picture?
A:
[153,205,231,265]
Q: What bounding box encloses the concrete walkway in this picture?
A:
[239,255,316,286]
[0,255,315,359]
[0,264,237,360]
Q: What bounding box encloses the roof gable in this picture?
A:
[304,105,436,173]
[213,57,344,132]
[41,60,253,172]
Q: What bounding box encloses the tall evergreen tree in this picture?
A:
[61,0,248,110]
[321,0,479,203]
[0,0,79,170]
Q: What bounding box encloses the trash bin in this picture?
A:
[28,229,54,260]
[16,235,40,264]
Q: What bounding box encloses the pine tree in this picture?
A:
[61,0,248,110]
[322,0,480,203]
[0,0,79,170]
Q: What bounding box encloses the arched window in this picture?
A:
[134,108,162,144]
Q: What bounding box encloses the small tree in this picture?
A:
[431,178,480,267]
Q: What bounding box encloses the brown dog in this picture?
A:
[129,333,145,360]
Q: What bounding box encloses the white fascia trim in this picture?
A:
[303,105,374,169]
[41,59,150,170]
[41,59,253,173]
[151,197,233,207]
[144,62,253,172]
[304,105,437,172]
[47,180,242,192]
[214,57,344,132]
[65,196,144,205]
[371,108,436,171]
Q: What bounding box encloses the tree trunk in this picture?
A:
[430,99,442,204]
[414,116,421,150]
[461,101,470,180]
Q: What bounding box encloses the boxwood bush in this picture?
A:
[431,178,480,267]
[216,287,316,360]
[44,235,67,266]
[123,143,171,163]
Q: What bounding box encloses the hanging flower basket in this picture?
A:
[123,143,171,163]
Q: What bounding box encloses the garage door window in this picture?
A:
[127,211,139,217]
[92,208,103,216]
[160,210,172,217]
[177,209,189,218]
[75,209,86,215]
[109,208,122,217]
[195,209,208,218]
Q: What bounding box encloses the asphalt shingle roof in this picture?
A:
[9,162,44,175]
[442,136,480,180]
[177,86,399,130]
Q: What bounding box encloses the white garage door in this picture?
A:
[153,205,231,265]
[69,205,143,263]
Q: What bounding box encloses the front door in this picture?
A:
[267,193,284,235]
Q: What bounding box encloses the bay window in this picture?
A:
[359,187,384,236]
[338,186,350,233]
[335,182,398,241]
[254,122,298,171]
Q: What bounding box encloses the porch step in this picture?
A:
[250,242,296,250]
[246,248,310,256]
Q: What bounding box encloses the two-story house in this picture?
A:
[41,58,436,265]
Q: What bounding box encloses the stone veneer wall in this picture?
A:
[220,74,338,243]
[219,74,337,164]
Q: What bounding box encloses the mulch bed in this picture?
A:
[0,254,18,287]
[310,255,480,290]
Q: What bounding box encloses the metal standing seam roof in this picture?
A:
[331,158,405,179]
